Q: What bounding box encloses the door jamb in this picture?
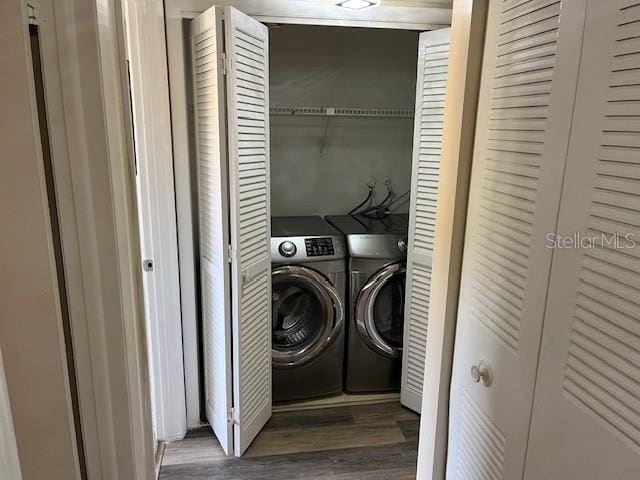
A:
[159,1,485,477]
[32,0,156,477]
[416,1,488,479]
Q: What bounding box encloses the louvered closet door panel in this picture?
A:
[190,7,233,455]
[525,2,640,477]
[401,28,451,414]
[224,6,271,457]
[445,1,586,478]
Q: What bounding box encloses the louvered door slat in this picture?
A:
[525,2,640,476]
[190,7,233,455]
[224,6,272,457]
[401,28,451,414]
[447,0,586,478]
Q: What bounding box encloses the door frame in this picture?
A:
[138,0,485,477]
[25,0,156,478]
[164,0,452,432]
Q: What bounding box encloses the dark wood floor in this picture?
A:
[160,402,419,479]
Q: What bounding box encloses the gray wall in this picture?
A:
[269,25,419,217]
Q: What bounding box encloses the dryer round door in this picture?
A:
[355,262,406,359]
[271,265,344,368]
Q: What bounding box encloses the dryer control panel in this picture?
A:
[305,237,335,257]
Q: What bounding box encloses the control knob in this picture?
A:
[279,241,297,257]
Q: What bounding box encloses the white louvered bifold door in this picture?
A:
[524,2,640,478]
[224,6,272,457]
[445,1,587,478]
[191,6,234,455]
[401,28,451,414]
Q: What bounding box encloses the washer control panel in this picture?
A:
[305,237,335,257]
[271,235,345,263]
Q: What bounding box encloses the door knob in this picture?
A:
[470,360,493,387]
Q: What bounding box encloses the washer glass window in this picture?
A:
[272,282,324,351]
[371,269,406,349]
[271,266,344,367]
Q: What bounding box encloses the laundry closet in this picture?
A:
[269,25,416,400]
[184,5,449,456]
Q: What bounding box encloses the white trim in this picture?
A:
[36,0,156,477]
[28,1,101,475]
[94,0,157,473]
[173,0,451,29]
[0,350,22,480]
[166,0,202,430]
[415,1,487,479]
[124,0,188,442]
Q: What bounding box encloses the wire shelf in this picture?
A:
[270,106,414,118]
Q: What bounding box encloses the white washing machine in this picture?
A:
[326,214,408,393]
[271,216,347,402]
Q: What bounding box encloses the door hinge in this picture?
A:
[27,2,37,24]
[228,407,236,423]
[222,52,229,76]
[227,244,233,263]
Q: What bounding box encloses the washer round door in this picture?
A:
[355,262,407,359]
[271,265,344,368]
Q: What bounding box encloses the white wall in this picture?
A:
[269,25,419,217]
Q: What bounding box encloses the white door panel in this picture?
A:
[224,6,272,457]
[446,0,587,478]
[192,5,272,457]
[401,27,451,414]
[126,0,186,441]
[191,6,234,455]
[525,1,640,477]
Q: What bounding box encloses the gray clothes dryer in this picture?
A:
[325,214,408,393]
[271,216,347,402]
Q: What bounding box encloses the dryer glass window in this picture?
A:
[372,271,406,349]
[272,281,324,351]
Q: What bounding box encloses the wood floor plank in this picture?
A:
[397,419,419,443]
[160,442,417,480]
[159,402,420,480]
[162,436,227,466]
[263,406,354,431]
[244,421,406,457]
[315,466,417,480]
[185,426,214,438]
[349,402,418,425]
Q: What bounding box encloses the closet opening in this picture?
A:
[150,4,452,474]
[268,24,418,409]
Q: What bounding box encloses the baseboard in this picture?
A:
[273,392,401,412]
